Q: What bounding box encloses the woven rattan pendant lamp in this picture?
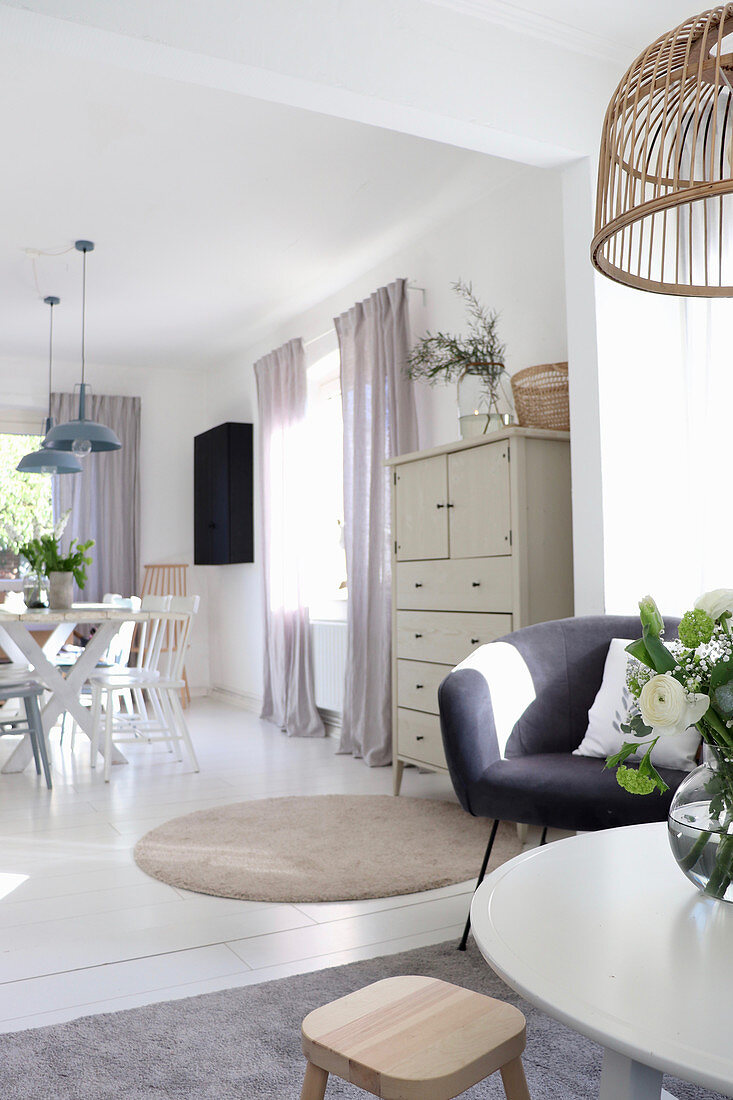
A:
[592,4,733,296]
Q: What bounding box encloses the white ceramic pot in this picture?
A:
[48,571,74,610]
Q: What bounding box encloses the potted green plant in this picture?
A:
[19,532,94,610]
[405,280,511,438]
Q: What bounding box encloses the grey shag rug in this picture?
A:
[134,795,520,902]
[0,940,726,1099]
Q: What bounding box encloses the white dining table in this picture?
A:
[470,823,733,1100]
[0,603,157,772]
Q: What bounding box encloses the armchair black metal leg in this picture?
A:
[458,818,500,951]
[540,826,548,846]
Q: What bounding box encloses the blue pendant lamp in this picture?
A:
[43,240,122,456]
[17,296,82,475]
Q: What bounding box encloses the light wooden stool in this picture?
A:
[300,975,531,1100]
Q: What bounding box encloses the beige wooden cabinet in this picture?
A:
[388,427,573,794]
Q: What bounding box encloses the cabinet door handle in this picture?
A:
[208,522,216,529]
[416,735,425,741]
[446,502,454,508]
[415,683,424,689]
[471,581,481,587]
[471,637,480,644]
[414,582,423,588]
[414,633,423,638]
[436,503,445,509]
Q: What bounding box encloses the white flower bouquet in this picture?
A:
[608,592,733,899]
[608,592,733,795]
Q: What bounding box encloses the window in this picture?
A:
[0,433,53,581]
[305,345,347,619]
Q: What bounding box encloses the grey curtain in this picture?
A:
[335,278,418,766]
[50,392,140,602]
[254,338,324,738]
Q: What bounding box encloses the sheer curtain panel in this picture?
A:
[254,338,324,738]
[51,392,140,602]
[335,278,418,766]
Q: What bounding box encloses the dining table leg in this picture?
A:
[599,1048,676,1099]
[0,622,127,772]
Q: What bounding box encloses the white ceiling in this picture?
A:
[429,0,712,62]
[0,33,524,373]
[0,0,703,374]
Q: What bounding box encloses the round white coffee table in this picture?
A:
[471,822,733,1099]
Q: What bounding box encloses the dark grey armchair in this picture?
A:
[438,615,687,949]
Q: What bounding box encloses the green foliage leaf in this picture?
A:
[621,713,653,739]
[0,434,53,573]
[625,637,656,669]
[605,742,641,769]
[707,660,733,721]
[18,533,94,590]
[641,630,676,674]
[637,744,669,794]
[405,280,506,404]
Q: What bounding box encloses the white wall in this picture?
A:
[3,0,618,621]
[205,164,568,702]
[0,356,212,691]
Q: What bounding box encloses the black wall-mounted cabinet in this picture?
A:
[194,422,254,565]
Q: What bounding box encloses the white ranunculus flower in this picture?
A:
[638,673,709,737]
[694,589,733,620]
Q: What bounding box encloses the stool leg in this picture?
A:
[500,1056,531,1100]
[300,1061,328,1100]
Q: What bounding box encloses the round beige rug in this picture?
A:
[133,795,521,903]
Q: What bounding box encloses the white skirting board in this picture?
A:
[210,686,341,736]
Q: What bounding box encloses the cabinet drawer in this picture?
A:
[396,709,447,770]
[396,557,513,613]
[397,659,451,715]
[396,611,512,665]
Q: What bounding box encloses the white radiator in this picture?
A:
[311,620,347,716]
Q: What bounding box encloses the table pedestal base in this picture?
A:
[600,1049,675,1100]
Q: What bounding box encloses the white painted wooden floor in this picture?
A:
[0,698,491,1034]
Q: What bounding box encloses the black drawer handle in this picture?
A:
[414,582,423,588]
[415,633,423,638]
[415,684,424,689]
[436,503,445,509]
[446,502,454,508]
[416,735,425,741]
[471,637,480,644]
[472,581,481,587]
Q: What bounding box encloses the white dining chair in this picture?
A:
[89,596,199,781]
[63,594,143,748]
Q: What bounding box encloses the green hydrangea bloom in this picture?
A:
[678,609,715,648]
[616,765,656,795]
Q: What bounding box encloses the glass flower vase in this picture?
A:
[22,572,49,610]
[456,375,514,439]
[668,747,733,902]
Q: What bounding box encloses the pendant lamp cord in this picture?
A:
[81,246,86,388]
[48,300,54,420]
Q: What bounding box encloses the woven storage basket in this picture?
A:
[511,362,569,431]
